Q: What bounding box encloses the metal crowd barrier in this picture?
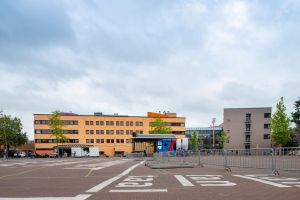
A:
[146,147,300,174]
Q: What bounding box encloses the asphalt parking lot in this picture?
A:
[0,158,299,200]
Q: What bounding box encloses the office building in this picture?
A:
[34,111,185,156]
[186,127,223,148]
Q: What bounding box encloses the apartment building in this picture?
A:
[223,107,272,149]
[34,112,185,156]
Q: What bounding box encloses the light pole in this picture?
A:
[212,118,216,148]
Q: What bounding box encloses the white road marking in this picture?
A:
[85,161,145,193]
[0,194,91,200]
[116,182,152,187]
[186,175,223,177]
[260,177,297,181]
[109,189,167,193]
[196,181,236,186]
[174,175,194,186]
[234,175,291,188]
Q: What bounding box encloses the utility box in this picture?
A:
[89,147,100,157]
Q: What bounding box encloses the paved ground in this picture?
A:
[0,158,299,200]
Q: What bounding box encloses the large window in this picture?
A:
[264,113,271,118]
[264,134,270,139]
[264,124,270,129]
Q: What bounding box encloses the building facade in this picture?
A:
[186,127,223,149]
[34,112,185,156]
[223,107,272,149]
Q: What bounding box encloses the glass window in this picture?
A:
[110,130,114,134]
[106,130,109,134]
[106,121,109,125]
[96,139,100,143]
[96,130,100,134]
[126,130,129,135]
[126,121,129,126]
[135,122,139,126]
[101,130,104,134]
[100,121,104,125]
[90,130,94,134]
[264,124,270,129]
[90,121,94,125]
[96,121,100,125]
[120,121,124,126]
[264,113,271,118]
[85,121,89,125]
[116,130,120,134]
[106,139,110,143]
[101,139,104,143]
[130,121,133,126]
[126,139,132,143]
[139,122,143,126]
[116,121,120,126]
[110,121,114,126]
[85,130,89,134]
[264,134,270,139]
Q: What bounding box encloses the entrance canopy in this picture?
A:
[132,134,177,154]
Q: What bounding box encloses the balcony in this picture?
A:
[244,118,251,123]
[244,138,251,143]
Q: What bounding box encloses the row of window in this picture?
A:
[35,130,79,134]
[35,139,79,143]
[85,130,143,134]
[34,120,79,125]
[85,121,144,126]
[86,139,132,144]
[35,120,185,127]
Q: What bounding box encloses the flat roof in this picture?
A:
[224,107,271,110]
[33,114,185,119]
[186,127,223,131]
[133,134,176,139]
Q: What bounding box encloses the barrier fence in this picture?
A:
[138,147,300,174]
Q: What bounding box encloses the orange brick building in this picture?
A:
[34,112,185,156]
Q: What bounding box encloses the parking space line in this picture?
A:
[233,175,291,188]
[174,175,194,186]
[0,194,91,200]
[0,167,47,179]
[109,189,167,193]
[85,161,145,193]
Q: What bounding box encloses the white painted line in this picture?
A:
[186,175,223,177]
[0,194,91,200]
[234,175,291,188]
[174,175,194,186]
[85,161,145,193]
[196,181,236,186]
[109,189,168,193]
[280,182,300,184]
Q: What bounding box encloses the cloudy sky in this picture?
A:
[1,0,300,140]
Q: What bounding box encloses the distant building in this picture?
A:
[186,127,223,149]
[34,111,185,156]
[222,107,272,149]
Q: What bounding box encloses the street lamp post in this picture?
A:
[212,118,216,148]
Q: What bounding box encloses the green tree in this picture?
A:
[49,111,67,150]
[0,112,27,158]
[291,97,300,133]
[217,131,230,149]
[191,131,199,151]
[149,117,172,134]
[270,97,291,147]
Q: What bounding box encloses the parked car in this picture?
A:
[49,153,59,158]
[29,152,36,158]
[13,151,26,158]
